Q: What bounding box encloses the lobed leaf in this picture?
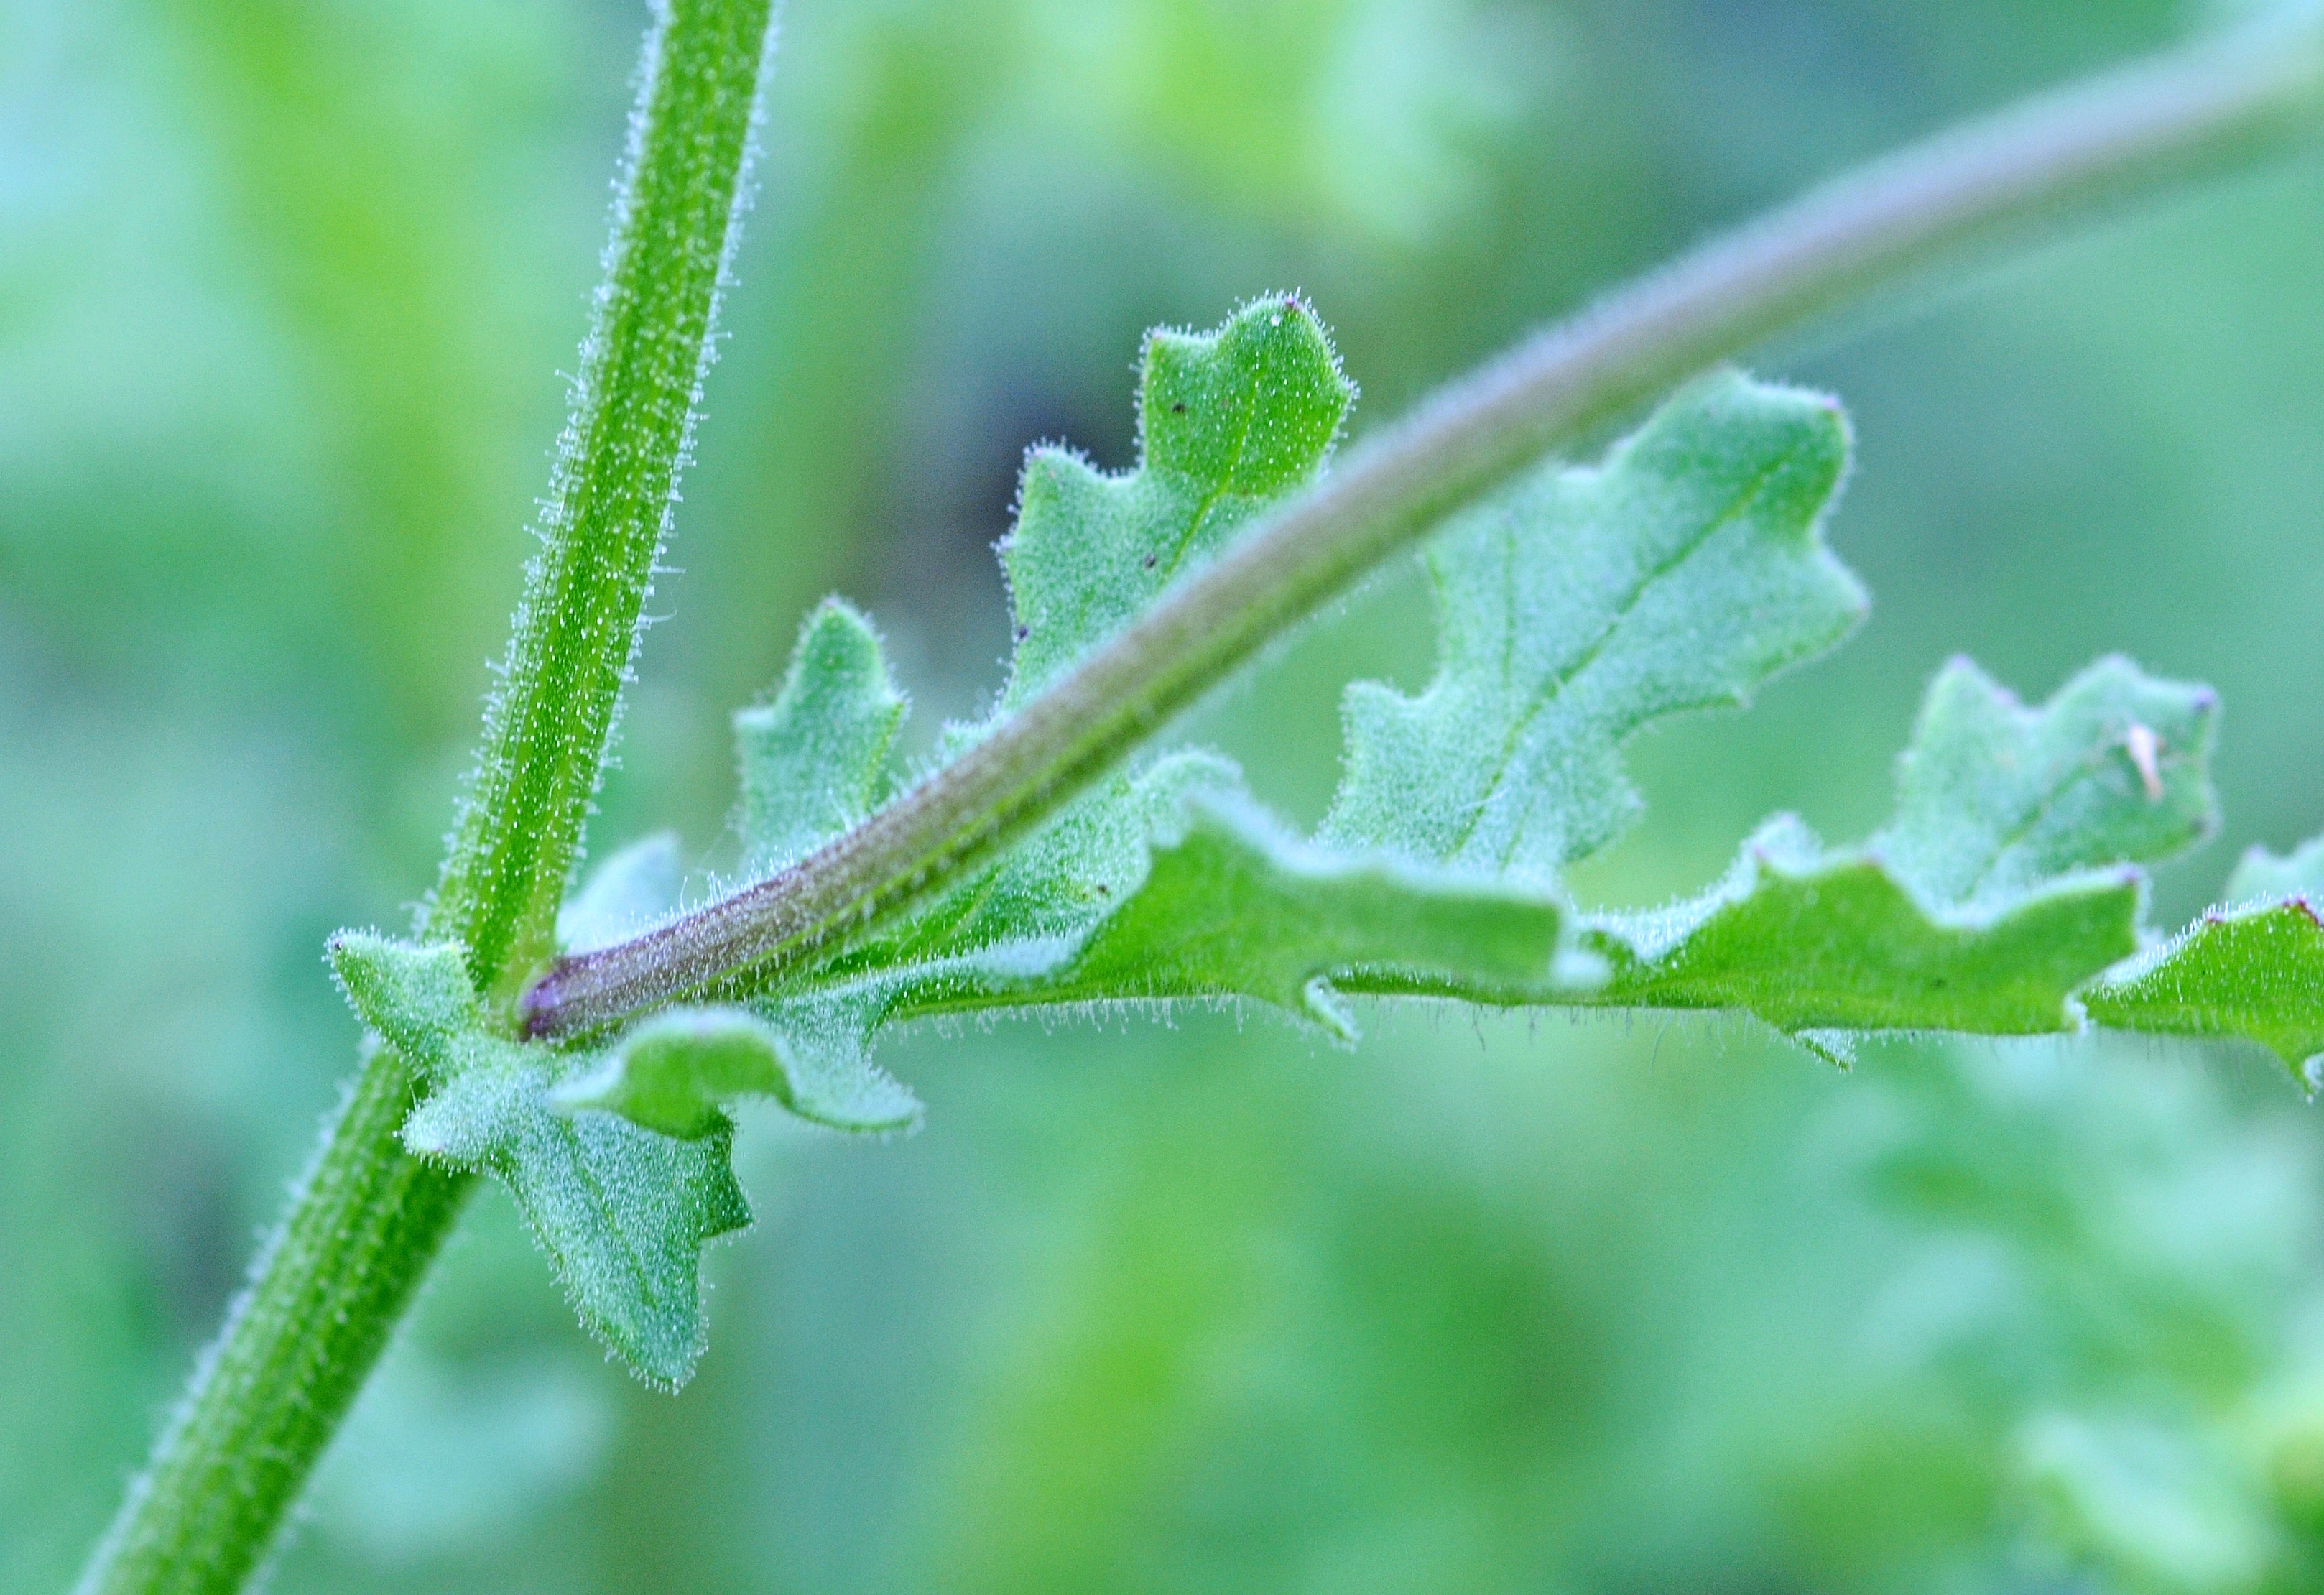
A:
[404,1059,749,1388]
[503,300,2244,1386]
[1320,370,1866,881]
[1578,820,2145,1052]
[1577,655,2216,1050]
[603,365,2227,1091]
[1872,653,2216,913]
[994,295,1353,713]
[551,1001,921,1139]
[330,933,754,1387]
[883,797,1573,1042]
[737,599,906,875]
[1338,656,2218,1058]
[2083,836,2324,1085]
[342,603,932,1382]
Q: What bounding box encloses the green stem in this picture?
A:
[433,0,777,1004]
[76,1050,472,1595]
[77,2,778,1589]
[523,4,2324,1040]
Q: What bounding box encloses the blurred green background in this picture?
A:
[7,0,2324,1589]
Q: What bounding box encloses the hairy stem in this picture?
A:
[78,2,778,1589]
[525,4,2324,1040]
[434,0,775,1004]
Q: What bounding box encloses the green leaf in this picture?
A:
[328,934,486,1077]
[550,1001,921,1139]
[328,933,750,1387]
[889,797,1571,1042]
[506,307,2248,1402]
[605,372,2224,1105]
[736,598,906,874]
[2081,833,2324,1086]
[402,1062,749,1388]
[994,295,1353,713]
[560,359,2221,1130]
[544,298,1367,1248]
[2083,900,2324,1086]
[2226,835,2324,902]
[707,298,1384,1036]
[1320,369,1866,881]
[1871,653,2217,914]
[1579,817,2147,1045]
[1333,656,2217,1056]
[1578,655,2218,1048]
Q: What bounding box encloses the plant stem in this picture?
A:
[77,1050,471,1595]
[78,2,778,1589]
[433,0,777,1005]
[524,4,2324,1040]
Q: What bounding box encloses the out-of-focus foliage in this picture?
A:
[6,0,2324,1591]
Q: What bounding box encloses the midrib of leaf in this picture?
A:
[77,4,781,1591]
[1455,448,1793,869]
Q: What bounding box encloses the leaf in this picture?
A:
[1576,655,2218,1048]
[736,598,907,874]
[569,359,2221,1123]
[1871,654,2216,914]
[550,1000,921,1139]
[722,298,1389,1027]
[2225,835,2324,902]
[560,291,1367,1188]
[1320,369,1866,881]
[617,374,2223,1099]
[575,299,1540,1111]
[501,306,2251,1394]
[2082,834,2324,1086]
[1333,657,2218,1056]
[404,1062,749,1388]
[1299,375,2219,1050]
[888,796,1572,1042]
[329,932,750,1387]
[1579,817,2146,1040]
[2083,901,2324,1086]
[993,295,1353,713]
